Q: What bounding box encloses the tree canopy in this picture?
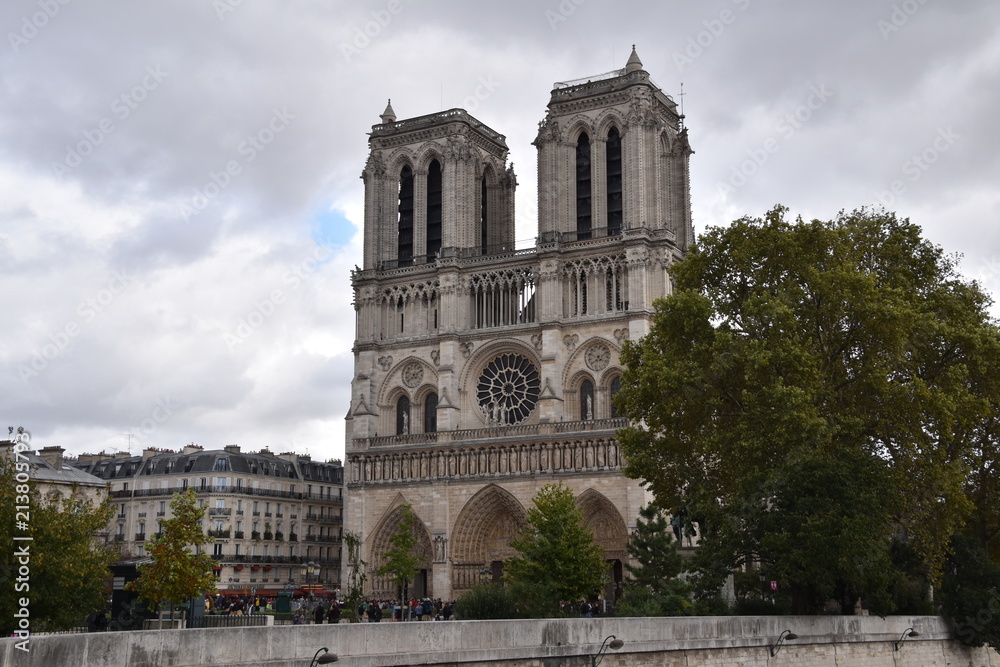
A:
[126,489,217,610]
[616,206,1000,612]
[505,483,607,614]
[0,457,117,634]
[374,504,421,603]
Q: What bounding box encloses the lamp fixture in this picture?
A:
[592,635,625,667]
[309,647,338,666]
[893,628,919,651]
[769,630,798,657]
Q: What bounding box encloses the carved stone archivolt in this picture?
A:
[450,484,527,563]
[368,504,434,596]
[576,488,629,560]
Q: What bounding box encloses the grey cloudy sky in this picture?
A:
[2,0,998,462]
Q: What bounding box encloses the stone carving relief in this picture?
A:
[430,349,440,366]
[613,328,629,344]
[377,356,393,371]
[433,535,448,563]
[460,342,474,359]
[402,362,423,388]
[530,333,543,351]
[563,334,579,352]
[586,342,611,371]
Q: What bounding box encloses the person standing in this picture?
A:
[314,602,325,624]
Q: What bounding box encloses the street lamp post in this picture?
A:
[309,647,338,666]
[301,560,318,601]
[591,635,624,667]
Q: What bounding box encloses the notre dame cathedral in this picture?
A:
[344,47,693,600]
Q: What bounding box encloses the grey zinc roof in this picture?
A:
[26,452,107,486]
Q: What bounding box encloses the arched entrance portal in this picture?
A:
[576,488,629,605]
[450,484,527,594]
[368,502,434,599]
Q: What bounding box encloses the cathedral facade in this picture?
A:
[345,48,693,601]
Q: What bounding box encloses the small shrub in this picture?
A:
[453,583,519,620]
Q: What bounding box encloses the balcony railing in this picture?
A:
[114,534,125,542]
[234,531,245,539]
[137,512,147,518]
[134,533,146,541]
[209,508,232,516]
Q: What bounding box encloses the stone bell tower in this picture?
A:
[345,47,692,601]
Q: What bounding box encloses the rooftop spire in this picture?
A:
[625,44,643,73]
[380,99,396,124]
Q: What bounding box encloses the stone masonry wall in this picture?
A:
[2,616,997,667]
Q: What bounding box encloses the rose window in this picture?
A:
[477,353,540,426]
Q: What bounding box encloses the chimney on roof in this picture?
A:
[224,444,241,454]
[39,446,65,468]
[142,448,159,461]
[259,448,273,457]
[183,444,203,455]
[114,451,131,459]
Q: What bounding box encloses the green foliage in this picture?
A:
[0,458,117,634]
[126,489,217,610]
[940,535,1000,650]
[453,583,520,620]
[616,206,1000,608]
[505,483,607,615]
[624,504,690,598]
[374,504,421,600]
[342,530,367,623]
[614,586,693,617]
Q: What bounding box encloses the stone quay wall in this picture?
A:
[2,615,997,667]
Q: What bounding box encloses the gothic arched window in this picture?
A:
[606,127,622,235]
[397,165,414,266]
[424,392,438,433]
[576,133,592,239]
[427,160,442,258]
[396,395,411,435]
[580,379,595,421]
[480,174,489,254]
[610,376,622,418]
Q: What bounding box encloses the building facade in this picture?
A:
[345,48,693,600]
[70,444,344,595]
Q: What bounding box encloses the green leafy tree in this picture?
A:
[453,583,520,620]
[625,504,689,596]
[126,489,217,612]
[342,530,367,623]
[374,504,421,605]
[0,458,117,634]
[940,535,1000,650]
[505,483,607,615]
[616,206,1000,610]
